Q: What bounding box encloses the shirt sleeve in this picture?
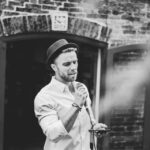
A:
[34,92,69,143]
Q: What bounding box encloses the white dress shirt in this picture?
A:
[34,77,92,150]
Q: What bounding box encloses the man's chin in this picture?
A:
[70,77,77,82]
[68,75,77,82]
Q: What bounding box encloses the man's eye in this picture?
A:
[63,62,70,66]
[73,61,77,64]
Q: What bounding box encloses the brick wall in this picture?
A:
[0,0,111,42]
[0,0,85,17]
[81,0,150,48]
[0,0,149,46]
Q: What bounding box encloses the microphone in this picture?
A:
[76,82,111,135]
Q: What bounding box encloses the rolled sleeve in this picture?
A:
[40,116,69,143]
[34,93,69,142]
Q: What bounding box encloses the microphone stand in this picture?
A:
[85,103,111,150]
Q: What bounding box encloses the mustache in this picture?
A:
[69,71,78,74]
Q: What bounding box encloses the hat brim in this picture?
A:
[46,42,79,67]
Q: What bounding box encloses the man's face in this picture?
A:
[52,51,78,83]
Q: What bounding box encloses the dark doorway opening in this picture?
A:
[4,37,100,150]
[4,39,48,150]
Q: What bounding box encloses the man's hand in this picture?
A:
[91,123,109,138]
[74,83,87,107]
[93,123,108,131]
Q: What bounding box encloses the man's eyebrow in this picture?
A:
[62,59,78,63]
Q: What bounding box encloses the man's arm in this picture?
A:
[60,105,80,132]
[60,83,87,132]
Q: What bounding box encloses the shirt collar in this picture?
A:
[50,76,75,93]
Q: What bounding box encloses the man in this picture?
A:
[34,39,107,150]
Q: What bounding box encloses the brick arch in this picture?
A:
[0,14,111,42]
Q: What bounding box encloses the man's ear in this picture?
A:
[51,63,57,72]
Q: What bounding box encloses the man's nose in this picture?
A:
[70,63,77,70]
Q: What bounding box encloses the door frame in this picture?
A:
[0,41,6,150]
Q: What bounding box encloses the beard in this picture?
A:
[60,72,78,82]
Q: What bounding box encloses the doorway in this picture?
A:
[4,37,103,150]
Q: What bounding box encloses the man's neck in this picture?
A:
[54,76,75,93]
[54,76,70,85]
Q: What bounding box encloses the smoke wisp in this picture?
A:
[99,46,150,117]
